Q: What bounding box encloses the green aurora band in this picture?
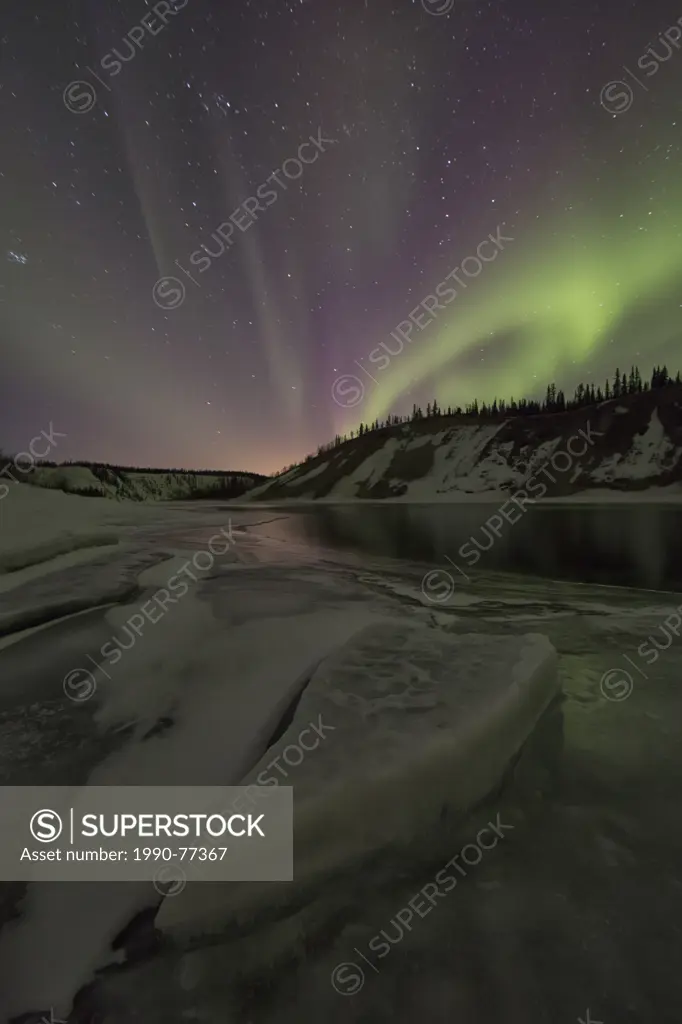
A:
[362,165,682,425]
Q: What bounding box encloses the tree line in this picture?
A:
[275,363,680,476]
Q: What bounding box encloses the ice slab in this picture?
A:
[157,622,559,938]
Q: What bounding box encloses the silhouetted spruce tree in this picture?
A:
[290,360,682,468]
[651,365,670,388]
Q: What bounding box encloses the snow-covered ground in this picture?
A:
[0,484,680,1022]
[0,482,163,571]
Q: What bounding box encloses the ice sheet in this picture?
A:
[157,623,559,937]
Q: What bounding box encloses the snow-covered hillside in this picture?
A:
[243,387,682,502]
[25,464,265,502]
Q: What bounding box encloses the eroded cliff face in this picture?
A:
[27,464,264,501]
[243,387,682,502]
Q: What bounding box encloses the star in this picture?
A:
[0,0,678,476]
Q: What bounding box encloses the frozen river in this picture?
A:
[0,505,680,1023]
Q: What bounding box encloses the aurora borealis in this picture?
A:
[360,157,682,427]
[1,0,681,474]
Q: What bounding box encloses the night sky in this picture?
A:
[2,0,682,475]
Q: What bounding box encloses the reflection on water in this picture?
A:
[251,504,680,590]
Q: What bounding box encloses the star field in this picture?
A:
[1,0,681,473]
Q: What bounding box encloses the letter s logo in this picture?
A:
[30,809,63,843]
